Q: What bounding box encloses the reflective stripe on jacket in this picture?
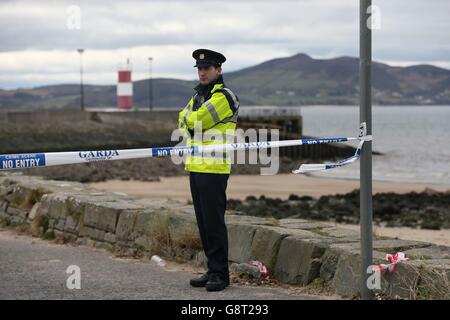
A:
[178,76,239,174]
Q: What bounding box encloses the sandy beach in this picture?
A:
[88,173,450,201]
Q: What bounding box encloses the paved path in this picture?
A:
[0,230,326,300]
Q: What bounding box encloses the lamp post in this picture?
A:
[77,49,85,111]
[148,57,153,111]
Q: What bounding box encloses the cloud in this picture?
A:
[1,0,449,88]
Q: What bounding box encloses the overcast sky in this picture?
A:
[1,0,449,89]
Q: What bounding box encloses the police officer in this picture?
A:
[178,49,239,292]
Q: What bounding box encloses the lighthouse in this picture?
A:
[117,59,133,110]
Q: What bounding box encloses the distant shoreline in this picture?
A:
[2,104,450,113]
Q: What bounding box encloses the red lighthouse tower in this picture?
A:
[117,59,133,110]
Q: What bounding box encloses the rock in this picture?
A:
[9,215,26,226]
[79,225,105,242]
[115,210,138,242]
[48,218,55,229]
[405,246,450,261]
[53,229,64,242]
[62,232,77,243]
[75,237,87,246]
[82,200,136,233]
[328,239,431,254]
[134,210,155,235]
[4,183,42,209]
[134,235,152,251]
[249,226,313,272]
[54,218,66,231]
[320,227,360,239]
[230,263,262,279]
[104,232,117,244]
[373,239,432,252]
[225,215,277,226]
[320,249,341,281]
[6,206,28,219]
[326,244,386,298]
[28,203,40,220]
[331,250,363,298]
[173,204,196,216]
[165,213,198,246]
[64,215,79,234]
[0,185,10,200]
[274,237,328,285]
[227,224,257,263]
[39,194,70,220]
[278,219,334,230]
[0,200,8,213]
[133,199,182,212]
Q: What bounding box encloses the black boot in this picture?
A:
[190,273,209,287]
[205,273,229,292]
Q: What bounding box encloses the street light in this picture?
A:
[77,49,85,111]
[148,57,153,111]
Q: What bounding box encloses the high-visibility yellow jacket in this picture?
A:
[178,75,239,174]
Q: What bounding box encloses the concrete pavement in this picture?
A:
[0,229,326,300]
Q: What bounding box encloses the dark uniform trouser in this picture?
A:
[189,172,229,280]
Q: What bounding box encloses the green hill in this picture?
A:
[1,53,450,110]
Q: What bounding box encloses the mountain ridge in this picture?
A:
[1,53,449,110]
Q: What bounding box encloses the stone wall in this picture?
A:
[0,173,449,299]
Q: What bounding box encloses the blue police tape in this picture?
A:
[151,146,197,157]
[0,123,371,174]
[0,153,46,170]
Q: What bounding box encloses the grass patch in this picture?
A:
[145,212,202,262]
[146,213,172,256]
[415,286,433,300]
[0,216,9,227]
[411,267,450,300]
[42,230,55,240]
[30,215,49,237]
[14,224,29,234]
